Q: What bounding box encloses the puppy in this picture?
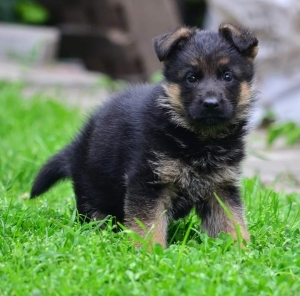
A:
[31,24,258,248]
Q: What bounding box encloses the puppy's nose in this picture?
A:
[203,97,219,110]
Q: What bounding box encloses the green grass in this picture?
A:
[267,122,300,147]
[1,82,300,296]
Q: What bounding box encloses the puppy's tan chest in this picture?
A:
[150,155,239,201]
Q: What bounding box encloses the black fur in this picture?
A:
[31,147,70,198]
[31,24,258,247]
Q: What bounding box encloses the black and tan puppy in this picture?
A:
[31,24,258,248]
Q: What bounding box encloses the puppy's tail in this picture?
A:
[30,147,71,198]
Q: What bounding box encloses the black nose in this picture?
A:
[203,97,219,110]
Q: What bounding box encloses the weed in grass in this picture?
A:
[267,121,300,147]
[0,82,300,295]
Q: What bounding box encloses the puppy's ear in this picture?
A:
[219,23,258,59]
[154,27,194,62]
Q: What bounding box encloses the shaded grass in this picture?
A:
[0,82,300,295]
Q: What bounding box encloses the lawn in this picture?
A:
[0,82,300,296]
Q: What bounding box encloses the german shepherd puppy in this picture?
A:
[31,24,258,248]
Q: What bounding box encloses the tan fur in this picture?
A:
[220,24,242,37]
[163,83,183,111]
[218,57,229,65]
[125,199,168,249]
[220,203,249,242]
[248,45,259,60]
[150,202,168,249]
[157,93,190,131]
[190,58,199,67]
[235,82,256,122]
[159,83,193,131]
[201,195,249,243]
[149,153,240,201]
[239,82,251,107]
[228,208,250,242]
[165,27,192,48]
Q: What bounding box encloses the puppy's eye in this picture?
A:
[186,75,197,83]
[223,72,233,82]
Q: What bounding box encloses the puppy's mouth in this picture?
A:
[192,115,228,127]
[187,104,233,127]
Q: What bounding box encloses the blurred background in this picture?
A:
[0,0,300,192]
[0,0,207,82]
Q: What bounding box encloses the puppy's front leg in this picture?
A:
[124,186,169,249]
[196,185,250,243]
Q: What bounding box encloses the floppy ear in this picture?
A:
[153,27,194,62]
[219,23,258,59]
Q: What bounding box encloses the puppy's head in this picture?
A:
[154,24,258,131]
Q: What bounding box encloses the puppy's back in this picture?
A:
[31,83,163,198]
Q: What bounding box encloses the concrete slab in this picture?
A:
[245,130,300,193]
[0,61,111,108]
[0,24,59,63]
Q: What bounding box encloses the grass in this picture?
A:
[1,82,300,296]
[267,122,300,147]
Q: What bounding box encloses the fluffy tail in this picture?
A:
[30,147,70,198]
